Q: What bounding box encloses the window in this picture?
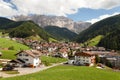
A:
[25,59,29,61]
[86,60,89,62]
[19,54,22,56]
[25,54,28,56]
[83,60,85,61]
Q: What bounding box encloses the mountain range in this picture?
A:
[0,17,77,41]
[12,15,91,34]
[76,14,120,50]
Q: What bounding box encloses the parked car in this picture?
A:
[2,64,14,71]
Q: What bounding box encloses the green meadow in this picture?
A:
[1,65,120,80]
[41,56,67,66]
[0,38,30,59]
[84,35,103,46]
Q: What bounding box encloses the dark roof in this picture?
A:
[10,59,25,63]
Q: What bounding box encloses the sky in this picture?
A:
[0,0,120,23]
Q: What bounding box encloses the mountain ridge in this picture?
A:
[76,14,120,50]
[12,15,91,34]
[0,18,54,41]
[44,26,78,40]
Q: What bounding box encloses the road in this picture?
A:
[0,62,64,78]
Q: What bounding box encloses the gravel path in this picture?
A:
[0,62,64,78]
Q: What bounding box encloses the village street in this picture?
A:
[0,62,64,78]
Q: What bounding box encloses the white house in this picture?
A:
[59,47,69,58]
[15,50,41,67]
[74,52,96,66]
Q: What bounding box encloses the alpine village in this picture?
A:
[0,1,120,80]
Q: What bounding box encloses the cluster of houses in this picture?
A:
[13,38,80,58]
[71,47,120,69]
[4,38,79,68]
[11,38,120,69]
[0,37,120,69]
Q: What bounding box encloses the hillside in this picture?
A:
[0,17,54,41]
[83,35,103,47]
[8,21,52,41]
[0,17,14,28]
[44,26,78,41]
[0,65,119,80]
[76,14,120,50]
[0,38,30,59]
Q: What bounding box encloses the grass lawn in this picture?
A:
[41,56,67,66]
[0,38,30,59]
[0,50,17,59]
[85,35,103,46]
[1,65,120,80]
[0,38,30,50]
[0,32,9,37]
[49,38,58,42]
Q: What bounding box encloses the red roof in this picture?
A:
[16,50,41,58]
[75,52,94,57]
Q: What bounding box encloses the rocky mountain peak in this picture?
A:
[12,15,91,34]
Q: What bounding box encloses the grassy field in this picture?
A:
[0,50,17,59]
[1,65,120,80]
[0,38,30,59]
[0,32,9,37]
[0,38,30,50]
[49,38,58,42]
[41,56,67,66]
[26,35,43,41]
[85,35,103,46]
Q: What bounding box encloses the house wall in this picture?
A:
[33,58,41,67]
[114,56,120,68]
[75,56,95,65]
[105,55,120,68]
[17,52,40,67]
[62,52,68,58]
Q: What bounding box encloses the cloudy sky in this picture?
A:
[0,0,120,23]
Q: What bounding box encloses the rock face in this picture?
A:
[12,15,91,34]
[74,21,91,34]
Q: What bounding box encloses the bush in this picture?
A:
[95,55,100,63]
[105,61,113,68]
[8,46,14,50]
[42,61,51,66]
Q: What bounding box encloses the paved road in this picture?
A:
[0,62,64,78]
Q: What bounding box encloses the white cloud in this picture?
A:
[11,0,80,16]
[86,12,120,24]
[0,0,120,17]
[0,0,17,17]
[81,0,120,9]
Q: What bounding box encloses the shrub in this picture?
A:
[8,46,14,50]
